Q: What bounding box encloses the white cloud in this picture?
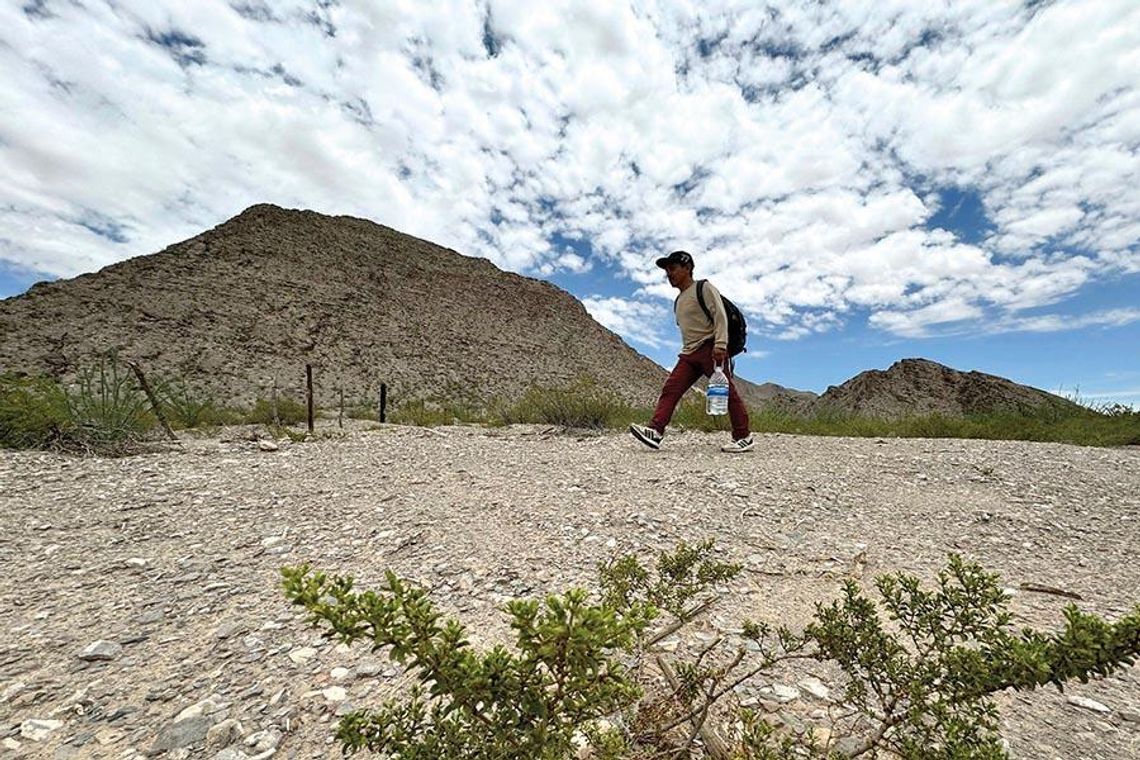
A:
[992,307,1140,334]
[0,0,1137,351]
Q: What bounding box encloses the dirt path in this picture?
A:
[2,425,1138,758]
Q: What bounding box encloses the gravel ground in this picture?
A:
[1,424,1138,759]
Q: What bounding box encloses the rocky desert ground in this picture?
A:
[2,424,1138,759]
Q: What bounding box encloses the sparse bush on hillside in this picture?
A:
[283,540,1140,759]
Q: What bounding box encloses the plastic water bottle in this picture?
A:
[707,365,729,416]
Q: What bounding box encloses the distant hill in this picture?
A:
[810,358,1085,418]
[1,204,688,409]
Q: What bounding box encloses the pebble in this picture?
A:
[288,646,318,664]
[257,440,279,452]
[330,667,350,680]
[322,686,347,703]
[245,728,282,752]
[20,718,64,741]
[1067,695,1111,714]
[797,676,830,700]
[79,640,123,661]
[769,684,801,703]
[205,718,244,750]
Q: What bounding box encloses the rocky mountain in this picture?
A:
[810,358,1085,418]
[1,204,687,409]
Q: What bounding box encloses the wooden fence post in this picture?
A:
[379,383,387,423]
[271,378,279,426]
[338,387,344,429]
[306,364,314,434]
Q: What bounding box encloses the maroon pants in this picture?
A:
[650,341,750,440]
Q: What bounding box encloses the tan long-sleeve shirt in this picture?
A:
[673,280,728,354]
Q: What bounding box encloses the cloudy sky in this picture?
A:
[2,1,1138,405]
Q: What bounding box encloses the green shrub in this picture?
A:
[1,356,157,454]
[154,377,239,429]
[0,372,72,449]
[282,570,656,759]
[244,396,309,425]
[284,541,1140,760]
[390,398,484,427]
[62,355,155,452]
[500,376,635,429]
[668,395,733,433]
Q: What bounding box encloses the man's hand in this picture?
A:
[712,346,728,365]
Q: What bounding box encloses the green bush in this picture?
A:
[244,396,309,425]
[284,541,1140,760]
[500,376,636,429]
[154,377,240,429]
[668,395,733,433]
[1,356,156,454]
[390,398,485,427]
[0,372,72,449]
[746,403,1140,447]
[62,356,155,452]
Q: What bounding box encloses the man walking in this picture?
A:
[630,250,754,452]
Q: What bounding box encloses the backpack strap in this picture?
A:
[695,280,713,323]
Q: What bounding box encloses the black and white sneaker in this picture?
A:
[629,423,663,450]
[721,436,755,453]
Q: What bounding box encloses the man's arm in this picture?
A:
[703,281,730,364]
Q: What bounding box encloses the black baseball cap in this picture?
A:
[655,250,694,269]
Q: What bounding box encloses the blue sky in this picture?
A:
[1,1,1138,405]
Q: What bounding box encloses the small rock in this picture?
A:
[3,738,21,750]
[205,718,244,750]
[150,715,218,753]
[797,676,830,700]
[1119,710,1140,724]
[258,440,279,452]
[288,646,317,664]
[330,667,350,680]
[136,609,164,625]
[213,749,250,760]
[323,686,347,703]
[770,684,801,703]
[175,696,226,724]
[1067,695,1111,714]
[79,640,122,661]
[355,660,384,677]
[214,622,245,640]
[244,729,282,752]
[335,699,356,717]
[20,719,64,741]
[1,680,27,703]
[125,557,150,569]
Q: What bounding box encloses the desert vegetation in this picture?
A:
[284,539,1140,759]
[2,357,1137,454]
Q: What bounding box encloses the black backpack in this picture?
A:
[695,280,747,356]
